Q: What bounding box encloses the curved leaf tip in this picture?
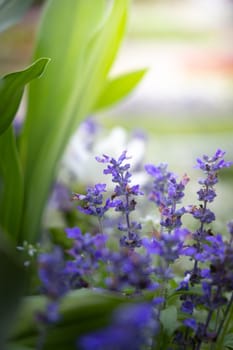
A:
[0,57,51,135]
[93,67,148,112]
[29,57,51,79]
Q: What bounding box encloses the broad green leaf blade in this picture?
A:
[93,68,147,112]
[0,126,23,240]
[9,289,137,349]
[0,58,50,135]
[0,0,33,32]
[224,333,233,349]
[66,0,128,136]
[160,305,178,336]
[0,233,26,350]
[6,345,33,350]
[20,0,129,243]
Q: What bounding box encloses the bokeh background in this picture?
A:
[1,0,233,227]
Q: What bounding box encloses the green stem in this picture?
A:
[215,292,233,348]
[98,217,104,235]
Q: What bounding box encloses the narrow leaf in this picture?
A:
[0,126,23,240]
[0,233,26,350]
[0,58,50,241]
[20,0,129,243]
[0,58,50,135]
[93,68,147,112]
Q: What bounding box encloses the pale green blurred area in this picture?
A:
[0,0,232,226]
[101,0,233,228]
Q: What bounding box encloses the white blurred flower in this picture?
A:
[58,118,148,188]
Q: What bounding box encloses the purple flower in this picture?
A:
[73,183,109,218]
[183,318,198,331]
[45,301,60,323]
[66,226,82,239]
[207,242,233,292]
[118,221,142,232]
[181,300,194,315]
[38,247,68,300]
[185,205,215,224]
[195,149,233,189]
[196,149,233,172]
[65,227,108,288]
[227,220,233,239]
[82,117,99,135]
[176,280,189,291]
[49,182,73,212]
[181,246,197,257]
[153,296,165,305]
[145,163,189,232]
[143,228,189,263]
[96,151,143,248]
[145,163,170,179]
[105,249,155,292]
[120,232,142,249]
[197,188,216,202]
[79,303,158,350]
[198,174,218,187]
[160,207,185,229]
[37,246,68,324]
[96,151,142,201]
[191,234,225,263]
[145,163,174,207]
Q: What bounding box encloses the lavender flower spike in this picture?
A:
[96,151,143,249]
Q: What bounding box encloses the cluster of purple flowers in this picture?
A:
[145,163,189,232]
[65,227,107,288]
[174,150,233,349]
[105,248,155,293]
[36,149,233,350]
[37,228,107,326]
[72,183,109,218]
[96,150,143,248]
[36,247,68,324]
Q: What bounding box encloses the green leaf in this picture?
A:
[224,333,233,349]
[0,58,50,241]
[160,305,178,336]
[93,68,147,112]
[0,233,26,350]
[0,0,33,32]
[0,58,50,135]
[6,345,33,350]
[0,126,23,240]
[215,295,233,349]
[167,285,203,304]
[9,289,137,349]
[20,0,129,243]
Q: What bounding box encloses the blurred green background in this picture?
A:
[0,0,232,227]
